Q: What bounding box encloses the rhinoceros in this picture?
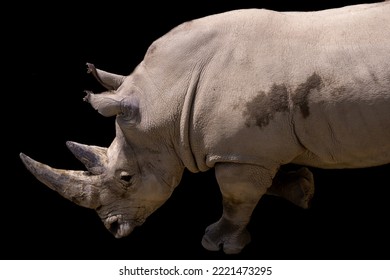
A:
[20,1,390,254]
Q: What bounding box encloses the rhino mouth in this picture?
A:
[104,215,134,238]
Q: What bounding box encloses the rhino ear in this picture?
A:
[83,91,122,117]
[119,96,141,125]
[86,63,125,90]
[83,91,140,123]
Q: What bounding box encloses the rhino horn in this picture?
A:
[86,63,125,90]
[66,141,107,175]
[20,153,101,209]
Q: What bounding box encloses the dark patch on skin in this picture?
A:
[331,86,347,96]
[146,20,194,58]
[292,73,323,118]
[243,72,323,129]
[243,84,289,128]
[182,20,194,29]
[167,20,194,38]
[369,71,379,83]
[147,44,157,55]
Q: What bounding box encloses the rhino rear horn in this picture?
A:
[86,63,125,90]
[66,141,107,175]
[20,153,101,209]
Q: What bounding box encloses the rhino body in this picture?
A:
[20,2,390,254]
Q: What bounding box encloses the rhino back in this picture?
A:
[289,3,390,168]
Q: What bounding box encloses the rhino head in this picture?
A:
[20,63,185,238]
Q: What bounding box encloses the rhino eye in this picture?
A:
[119,171,133,183]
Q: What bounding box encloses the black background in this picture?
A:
[5,0,389,260]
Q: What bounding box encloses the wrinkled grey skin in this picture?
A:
[20,2,390,254]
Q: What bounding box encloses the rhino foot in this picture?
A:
[269,167,315,209]
[297,167,314,209]
[201,218,251,254]
[291,167,315,209]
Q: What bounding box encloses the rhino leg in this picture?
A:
[267,167,315,209]
[202,163,275,254]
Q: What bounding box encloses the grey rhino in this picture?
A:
[20,1,390,254]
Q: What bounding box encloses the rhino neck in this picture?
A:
[128,62,200,173]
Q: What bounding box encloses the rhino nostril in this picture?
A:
[109,220,120,233]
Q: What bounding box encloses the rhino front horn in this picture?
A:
[19,153,101,209]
